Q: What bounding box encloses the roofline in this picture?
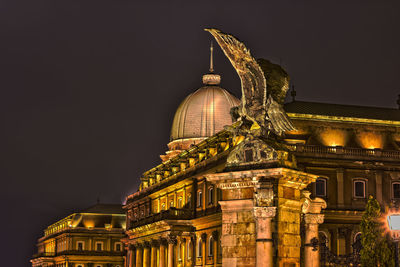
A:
[287,112,400,126]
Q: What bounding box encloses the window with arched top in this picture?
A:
[392,182,400,199]
[178,198,183,208]
[208,236,214,256]
[187,240,193,259]
[318,231,329,247]
[208,187,214,205]
[315,177,327,197]
[187,194,192,209]
[197,191,203,208]
[161,203,166,210]
[353,179,367,198]
[197,238,202,258]
[354,232,362,243]
[170,200,174,208]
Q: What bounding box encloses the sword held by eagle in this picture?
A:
[205,28,295,137]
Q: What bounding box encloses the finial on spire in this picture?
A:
[291,85,296,102]
[209,41,214,73]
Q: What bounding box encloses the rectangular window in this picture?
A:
[354,180,366,198]
[197,191,203,208]
[77,241,84,251]
[96,242,103,251]
[115,242,122,251]
[315,178,327,197]
[393,183,400,199]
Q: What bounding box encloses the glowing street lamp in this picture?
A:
[387,213,400,267]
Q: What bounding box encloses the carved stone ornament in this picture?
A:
[304,214,324,225]
[253,207,277,218]
[255,187,274,207]
[227,137,278,165]
[167,235,177,245]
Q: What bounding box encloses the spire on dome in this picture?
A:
[202,41,221,85]
[209,41,214,73]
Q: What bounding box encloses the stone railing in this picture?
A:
[287,144,400,160]
[128,208,193,229]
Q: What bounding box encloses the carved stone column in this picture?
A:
[167,235,177,267]
[143,242,150,267]
[150,240,158,267]
[302,192,327,267]
[136,244,143,267]
[129,245,136,267]
[212,231,218,267]
[159,239,167,267]
[304,214,324,267]
[253,207,276,267]
[201,233,207,267]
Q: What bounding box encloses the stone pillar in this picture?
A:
[150,240,158,267]
[220,199,256,267]
[136,244,143,267]
[129,245,136,267]
[181,238,186,267]
[375,171,383,204]
[336,168,344,208]
[143,242,150,267]
[304,214,324,267]
[201,233,207,267]
[159,239,166,267]
[212,231,218,267]
[167,235,177,267]
[253,207,276,267]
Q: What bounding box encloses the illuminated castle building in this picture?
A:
[123,44,400,267]
[31,204,126,267]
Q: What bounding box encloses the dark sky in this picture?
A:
[1,0,399,265]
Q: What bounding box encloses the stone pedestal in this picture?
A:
[207,168,318,267]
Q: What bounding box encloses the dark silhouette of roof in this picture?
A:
[284,101,400,121]
[80,203,124,214]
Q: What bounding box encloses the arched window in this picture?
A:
[187,240,193,259]
[170,200,174,208]
[208,187,214,205]
[392,182,400,199]
[197,238,202,258]
[178,198,183,208]
[353,179,367,198]
[197,191,203,208]
[161,203,166,210]
[354,232,362,243]
[315,177,327,197]
[318,231,328,247]
[187,194,192,209]
[208,236,214,256]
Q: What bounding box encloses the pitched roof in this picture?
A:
[284,101,400,121]
[80,203,124,214]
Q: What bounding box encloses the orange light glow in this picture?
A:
[356,131,385,149]
[317,128,348,147]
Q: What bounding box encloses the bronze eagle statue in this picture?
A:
[205,28,295,136]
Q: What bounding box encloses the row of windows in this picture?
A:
[76,241,122,252]
[180,236,217,260]
[158,187,215,211]
[197,187,215,208]
[315,178,400,199]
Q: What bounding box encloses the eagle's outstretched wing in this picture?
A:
[205,29,266,112]
[266,95,295,135]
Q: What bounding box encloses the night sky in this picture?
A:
[1,1,399,266]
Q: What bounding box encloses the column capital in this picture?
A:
[128,244,136,250]
[304,213,324,225]
[159,238,167,246]
[143,241,151,248]
[151,239,159,247]
[253,206,276,218]
[167,235,177,245]
[201,233,207,241]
